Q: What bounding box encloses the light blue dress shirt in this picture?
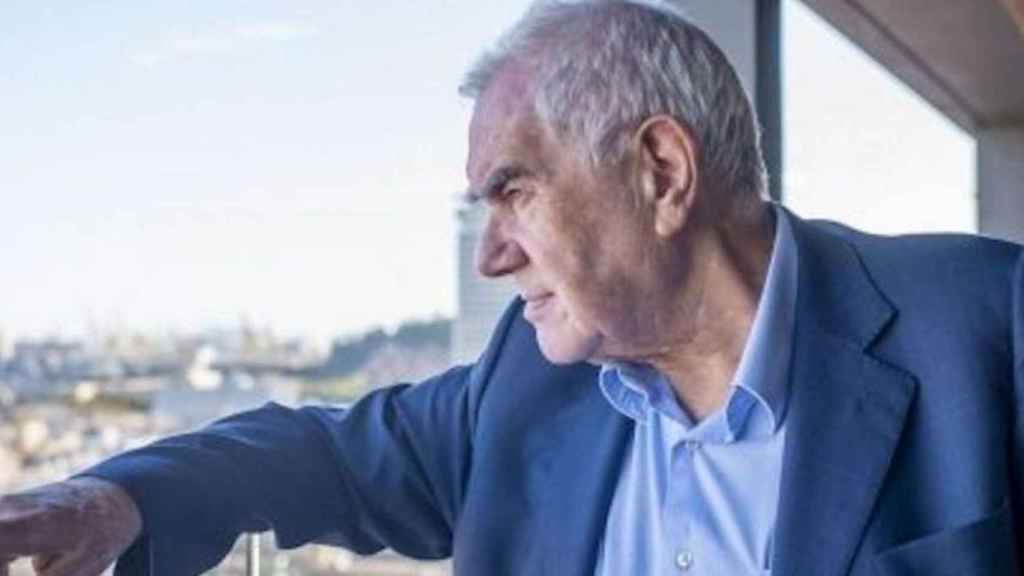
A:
[595,206,798,575]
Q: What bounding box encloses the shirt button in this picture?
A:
[684,439,700,452]
[675,551,694,571]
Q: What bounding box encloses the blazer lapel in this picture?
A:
[529,374,633,576]
[771,217,918,576]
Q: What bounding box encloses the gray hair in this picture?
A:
[460,0,767,211]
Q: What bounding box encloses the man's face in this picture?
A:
[466,69,657,364]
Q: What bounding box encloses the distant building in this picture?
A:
[6,340,87,395]
[0,329,12,362]
[451,204,516,365]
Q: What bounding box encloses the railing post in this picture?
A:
[246,533,261,576]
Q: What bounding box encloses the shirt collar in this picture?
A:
[599,204,798,437]
[731,203,798,434]
[599,361,678,424]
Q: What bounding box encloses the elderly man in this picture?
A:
[2,1,1022,575]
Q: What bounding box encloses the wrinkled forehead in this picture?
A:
[466,65,540,178]
[476,63,536,120]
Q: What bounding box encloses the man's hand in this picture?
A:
[0,477,142,576]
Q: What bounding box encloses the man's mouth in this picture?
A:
[523,292,554,321]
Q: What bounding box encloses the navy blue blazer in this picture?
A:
[89,214,1024,575]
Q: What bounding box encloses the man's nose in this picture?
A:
[476,213,527,277]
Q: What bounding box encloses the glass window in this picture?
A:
[782,0,976,234]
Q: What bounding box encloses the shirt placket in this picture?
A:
[663,420,699,573]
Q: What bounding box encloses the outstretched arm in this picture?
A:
[0,362,483,576]
[88,363,478,575]
[0,301,519,576]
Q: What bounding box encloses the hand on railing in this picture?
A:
[0,478,141,576]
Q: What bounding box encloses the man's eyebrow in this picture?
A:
[464,164,532,204]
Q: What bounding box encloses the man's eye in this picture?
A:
[484,183,528,207]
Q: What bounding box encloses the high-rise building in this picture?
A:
[451,204,517,365]
[0,329,8,363]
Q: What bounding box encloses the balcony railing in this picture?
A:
[234,533,450,576]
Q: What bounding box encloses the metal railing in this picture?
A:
[246,533,260,576]
[238,531,452,575]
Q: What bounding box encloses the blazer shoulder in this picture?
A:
[808,219,1021,298]
[811,219,1020,264]
[798,219,1022,366]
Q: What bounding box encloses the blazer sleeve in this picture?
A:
[80,301,521,575]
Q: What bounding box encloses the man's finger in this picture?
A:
[36,549,113,576]
[2,480,138,574]
[0,515,45,557]
[0,500,61,557]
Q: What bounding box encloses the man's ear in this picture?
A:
[632,115,699,238]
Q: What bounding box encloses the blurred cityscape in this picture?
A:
[0,318,454,575]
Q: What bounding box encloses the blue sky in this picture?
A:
[0,1,974,345]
